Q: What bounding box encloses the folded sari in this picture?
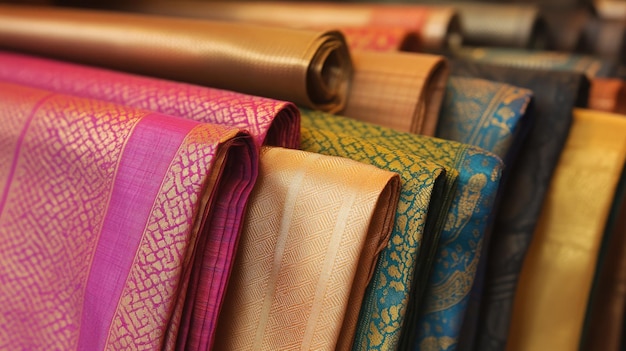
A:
[0,51,300,149]
[450,61,590,351]
[451,47,618,78]
[0,5,352,113]
[581,160,626,351]
[299,120,455,351]
[507,108,626,351]
[590,78,626,114]
[214,146,401,351]
[580,18,626,65]
[121,1,461,52]
[436,76,533,164]
[344,51,449,136]
[0,50,300,350]
[301,111,503,351]
[542,9,590,52]
[436,76,534,351]
[453,3,549,49]
[595,0,626,21]
[0,81,256,350]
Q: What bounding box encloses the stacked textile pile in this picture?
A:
[0,1,624,350]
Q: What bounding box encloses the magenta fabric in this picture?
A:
[0,51,301,149]
[0,50,302,350]
[0,81,257,350]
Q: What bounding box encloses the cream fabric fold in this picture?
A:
[507,108,626,351]
[344,51,448,136]
[214,147,400,351]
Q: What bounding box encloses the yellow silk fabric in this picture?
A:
[507,109,626,351]
[214,147,400,351]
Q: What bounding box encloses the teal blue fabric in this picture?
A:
[434,76,534,351]
[299,110,503,351]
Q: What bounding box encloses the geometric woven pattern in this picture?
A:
[0,81,255,350]
[215,146,400,351]
[301,111,503,351]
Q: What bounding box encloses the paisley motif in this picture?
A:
[300,110,503,351]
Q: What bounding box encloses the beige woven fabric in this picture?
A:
[344,51,448,136]
[214,147,400,351]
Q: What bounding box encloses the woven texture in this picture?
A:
[214,147,400,351]
[301,111,503,351]
[344,51,448,137]
[436,76,534,351]
[0,51,300,149]
[451,47,618,78]
[451,60,590,351]
[437,76,533,161]
[0,50,303,349]
[507,109,626,351]
[121,1,459,52]
[0,81,256,350]
[0,5,352,112]
[300,116,455,351]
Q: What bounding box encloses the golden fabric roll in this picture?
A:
[507,109,626,351]
[214,147,401,351]
[121,1,461,52]
[344,51,448,136]
[0,4,352,113]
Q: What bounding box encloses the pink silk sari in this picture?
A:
[0,81,257,350]
[0,50,300,350]
[0,51,300,150]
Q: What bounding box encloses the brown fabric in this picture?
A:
[0,4,353,113]
[583,187,626,351]
[343,51,448,136]
[339,26,422,52]
[214,146,400,351]
[590,78,626,114]
[455,3,549,49]
[121,1,461,52]
[542,9,591,52]
[595,0,626,21]
[580,18,626,65]
[507,108,626,351]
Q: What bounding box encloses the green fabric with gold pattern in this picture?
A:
[300,110,503,351]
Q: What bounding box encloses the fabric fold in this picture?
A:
[451,47,618,78]
[0,5,352,113]
[0,50,302,350]
[507,108,626,351]
[589,78,626,115]
[453,3,549,49]
[300,111,503,351]
[214,146,401,351]
[344,51,449,136]
[299,118,455,350]
[450,61,589,351]
[435,76,534,351]
[0,51,301,149]
[0,81,257,350]
[120,1,461,52]
[581,159,626,351]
